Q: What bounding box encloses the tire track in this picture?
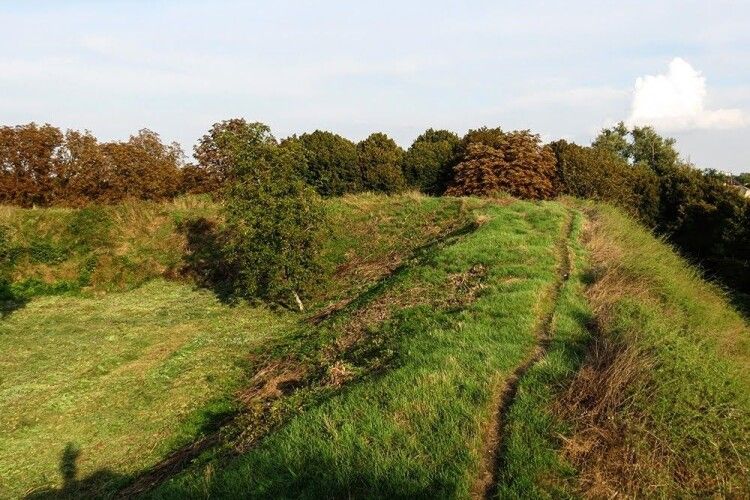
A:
[473,210,574,500]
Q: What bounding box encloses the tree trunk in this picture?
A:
[292,290,304,312]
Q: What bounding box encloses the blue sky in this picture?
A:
[1,1,748,171]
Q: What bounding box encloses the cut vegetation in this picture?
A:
[0,194,748,498]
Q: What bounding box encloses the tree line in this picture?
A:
[1,119,749,299]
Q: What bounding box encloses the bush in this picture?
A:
[223,129,325,310]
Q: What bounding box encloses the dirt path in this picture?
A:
[472,210,574,499]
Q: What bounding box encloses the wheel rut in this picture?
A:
[473,210,575,500]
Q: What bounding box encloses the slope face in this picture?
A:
[557,204,750,496]
[0,194,482,498]
[148,200,573,498]
[497,201,750,498]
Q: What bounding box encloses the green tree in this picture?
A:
[222,130,324,311]
[735,173,750,186]
[194,119,276,187]
[294,130,359,196]
[357,133,406,193]
[591,121,630,160]
[553,140,659,225]
[592,122,680,175]
[402,129,459,194]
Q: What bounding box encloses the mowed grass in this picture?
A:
[0,280,293,498]
[149,200,573,498]
[0,193,485,498]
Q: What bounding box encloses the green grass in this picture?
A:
[3,194,748,498]
[0,193,486,498]
[495,201,750,498]
[567,203,750,496]
[0,280,293,498]
[148,200,573,498]
[495,209,591,498]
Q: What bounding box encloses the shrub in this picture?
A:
[223,130,325,310]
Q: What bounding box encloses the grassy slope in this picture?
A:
[568,203,750,496]
[0,193,476,305]
[148,200,572,498]
[0,281,292,498]
[0,193,478,498]
[3,194,747,498]
[496,201,750,498]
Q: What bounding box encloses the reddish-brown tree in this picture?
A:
[0,123,64,207]
[446,128,556,199]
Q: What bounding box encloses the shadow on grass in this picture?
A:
[25,443,125,500]
[24,403,238,499]
[727,290,750,322]
[178,217,236,303]
[0,279,27,318]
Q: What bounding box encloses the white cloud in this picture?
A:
[627,57,747,131]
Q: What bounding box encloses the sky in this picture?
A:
[1,1,748,172]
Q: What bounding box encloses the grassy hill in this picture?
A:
[0,194,748,498]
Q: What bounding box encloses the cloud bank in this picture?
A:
[627,58,747,131]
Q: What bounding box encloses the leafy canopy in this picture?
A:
[222,126,325,310]
[402,128,459,195]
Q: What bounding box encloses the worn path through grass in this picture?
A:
[475,208,574,499]
[147,200,576,498]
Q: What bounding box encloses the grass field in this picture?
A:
[0,280,293,498]
[1,194,748,498]
[0,193,483,498]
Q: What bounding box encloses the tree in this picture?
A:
[735,173,750,187]
[194,119,276,188]
[222,128,325,311]
[99,129,183,203]
[446,128,556,199]
[591,121,630,160]
[294,130,359,196]
[553,140,659,224]
[56,130,109,206]
[179,163,219,195]
[0,123,64,207]
[402,129,459,194]
[357,133,406,193]
[592,121,680,175]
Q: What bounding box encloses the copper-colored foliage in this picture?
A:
[446,128,556,199]
[0,123,185,207]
